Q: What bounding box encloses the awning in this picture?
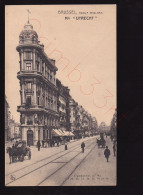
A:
[52,129,63,137]
[63,131,70,136]
[69,132,75,136]
[58,129,66,136]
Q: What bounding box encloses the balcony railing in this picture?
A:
[25,89,32,93]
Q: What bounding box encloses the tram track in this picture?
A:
[6,138,93,177]
[37,141,97,186]
[61,142,97,186]
[6,138,96,186]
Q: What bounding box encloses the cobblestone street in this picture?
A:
[5,136,116,186]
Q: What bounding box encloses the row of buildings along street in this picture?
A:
[5,20,99,146]
[5,7,117,186]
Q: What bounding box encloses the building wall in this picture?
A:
[17,22,59,145]
[5,98,10,141]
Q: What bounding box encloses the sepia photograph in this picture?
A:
[5,4,116,186]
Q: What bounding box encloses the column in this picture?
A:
[33,126,38,145]
[22,83,25,104]
[33,78,37,105]
[45,87,47,108]
[40,58,42,73]
[45,129,47,140]
[40,127,43,141]
[22,127,27,141]
[44,62,46,76]
[21,49,24,70]
[33,49,36,70]
[47,128,50,139]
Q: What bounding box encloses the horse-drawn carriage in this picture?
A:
[96,138,106,148]
[7,141,31,164]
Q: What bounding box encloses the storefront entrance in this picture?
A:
[27,130,33,146]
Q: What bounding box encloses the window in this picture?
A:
[27,82,32,89]
[26,63,31,71]
[26,96,31,107]
[27,115,33,125]
[24,52,32,60]
[46,97,48,107]
[42,66,44,74]
[43,130,46,140]
[37,62,39,71]
[37,96,40,105]
[48,97,50,108]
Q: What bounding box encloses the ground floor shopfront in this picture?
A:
[21,125,55,146]
[21,125,75,146]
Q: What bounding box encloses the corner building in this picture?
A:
[17,21,59,146]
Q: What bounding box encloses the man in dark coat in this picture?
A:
[104,146,110,162]
[65,142,68,150]
[37,141,41,151]
[81,142,85,153]
[42,140,44,148]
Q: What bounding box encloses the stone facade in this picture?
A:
[5,96,10,141]
[57,79,70,131]
[17,20,98,145]
[17,21,59,146]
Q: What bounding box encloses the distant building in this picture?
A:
[8,119,21,139]
[110,109,117,139]
[91,117,98,135]
[5,96,10,141]
[69,98,79,136]
[57,79,70,131]
[9,119,15,139]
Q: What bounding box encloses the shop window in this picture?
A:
[37,96,40,105]
[43,130,46,140]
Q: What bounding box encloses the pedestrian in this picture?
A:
[65,142,68,150]
[37,141,41,151]
[12,144,15,149]
[15,141,18,147]
[104,146,110,162]
[81,142,85,153]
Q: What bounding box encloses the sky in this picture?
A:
[5,5,116,126]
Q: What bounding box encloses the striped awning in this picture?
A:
[69,132,75,136]
[52,129,63,137]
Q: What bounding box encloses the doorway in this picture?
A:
[27,130,33,146]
